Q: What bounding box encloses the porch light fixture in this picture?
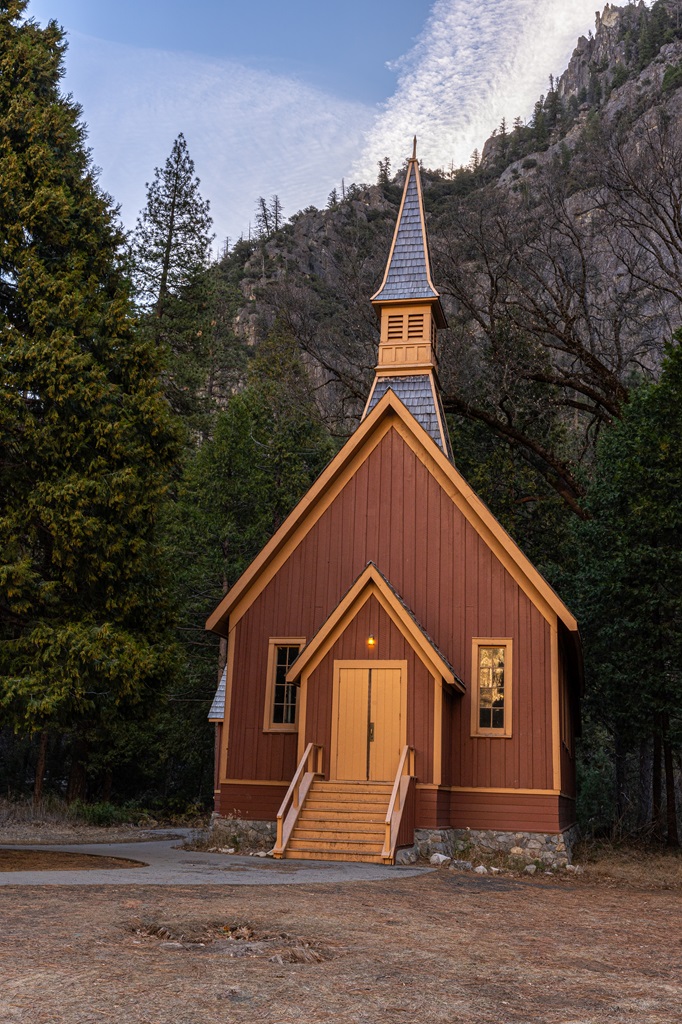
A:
[367,634,376,648]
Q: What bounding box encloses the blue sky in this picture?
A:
[26,1,621,248]
[27,0,432,103]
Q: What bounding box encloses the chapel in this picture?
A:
[206,146,583,864]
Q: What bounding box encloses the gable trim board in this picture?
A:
[285,563,461,690]
[206,390,578,638]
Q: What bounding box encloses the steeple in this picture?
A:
[363,142,452,458]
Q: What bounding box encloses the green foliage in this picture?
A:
[611,64,630,90]
[662,60,682,92]
[575,337,682,735]
[132,133,214,313]
[0,3,180,737]
[568,337,682,837]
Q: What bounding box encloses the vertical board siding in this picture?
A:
[559,638,577,798]
[226,426,557,801]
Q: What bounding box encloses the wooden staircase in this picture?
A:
[283,780,392,863]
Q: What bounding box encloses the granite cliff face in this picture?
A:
[557,2,644,102]
[217,0,682,517]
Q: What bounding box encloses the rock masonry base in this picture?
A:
[396,826,580,868]
[210,814,276,852]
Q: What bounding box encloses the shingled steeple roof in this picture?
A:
[371,141,442,316]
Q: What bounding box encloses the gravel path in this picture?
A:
[0,837,431,886]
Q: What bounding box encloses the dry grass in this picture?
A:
[1,871,680,1023]
[576,840,682,889]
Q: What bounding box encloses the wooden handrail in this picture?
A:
[271,743,323,858]
[382,745,416,862]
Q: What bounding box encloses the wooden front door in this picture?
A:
[331,663,405,781]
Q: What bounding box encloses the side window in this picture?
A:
[263,638,305,733]
[471,639,512,738]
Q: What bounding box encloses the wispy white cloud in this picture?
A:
[59,33,374,245]
[355,0,626,177]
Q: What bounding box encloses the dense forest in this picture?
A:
[1,0,681,845]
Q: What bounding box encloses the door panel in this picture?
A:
[333,668,369,780]
[332,664,405,782]
[369,668,403,781]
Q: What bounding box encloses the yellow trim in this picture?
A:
[550,623,561,791]
[263,637,306,733]
[221,779,289,787]
[391,416,576,629]
[428,373,449,455]
[206,391,579,637]
[285,563,459,689]
[433,676,442,787]
[218,626,236,784]
[206,414,393,634]
[417,784,561,796]
[373,366,438,377]
[470,638,513,739]
[297,675,309,764]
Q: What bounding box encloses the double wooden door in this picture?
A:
[332,664,405,781]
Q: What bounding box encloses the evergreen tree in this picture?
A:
[132,136,243,433]
[0,3,179,783]
[159,327,335,799]
[377,156,391,186]
[573,337,682,844]
[132,133,214,315]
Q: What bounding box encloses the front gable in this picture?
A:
[206,390,578,642]
[287,562,464,691]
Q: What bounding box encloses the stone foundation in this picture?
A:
[407,825,580,868]
[210,814,276,852]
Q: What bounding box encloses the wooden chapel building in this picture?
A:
[207,149,583,864]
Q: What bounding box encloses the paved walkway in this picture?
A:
[0,835,430,886]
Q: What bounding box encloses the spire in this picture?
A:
[362,141,452,460]
[371,149,444,321]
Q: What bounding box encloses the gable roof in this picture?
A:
[371,157,439,303]
[208,666,227,721]
[205,389,579,636]
[364,373,453,458]
[286,562,464,690]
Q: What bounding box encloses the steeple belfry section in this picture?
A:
[364,147,452,458]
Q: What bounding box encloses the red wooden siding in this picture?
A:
[224,425,560,822]
[559,794,576,831]
[559,633,577,799]
[448,791,562,833]
[217,783,288,820]
[305,595,434,782]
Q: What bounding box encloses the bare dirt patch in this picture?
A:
[0,849,146,872]
[1,871,680,1023]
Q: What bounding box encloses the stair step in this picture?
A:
[313,783,392,794]
[287,837,383,853]
[298,812,386,827]
[283,849,386,863]
[306,794,388,807]
[293,826,385,840]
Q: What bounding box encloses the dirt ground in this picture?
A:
[1,870,681,1024]
[0,849,145,871]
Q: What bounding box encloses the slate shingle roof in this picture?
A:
[372,162,438,302]
[366,375,453,459]
[208,667,226,719]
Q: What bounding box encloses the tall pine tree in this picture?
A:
[0,2,179,792]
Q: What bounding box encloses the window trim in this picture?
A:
[263,637,306,733]
[470,637,513,739]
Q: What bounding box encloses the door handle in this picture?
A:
[369,722,375,742]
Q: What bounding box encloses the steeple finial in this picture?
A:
[412,135,418,160]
